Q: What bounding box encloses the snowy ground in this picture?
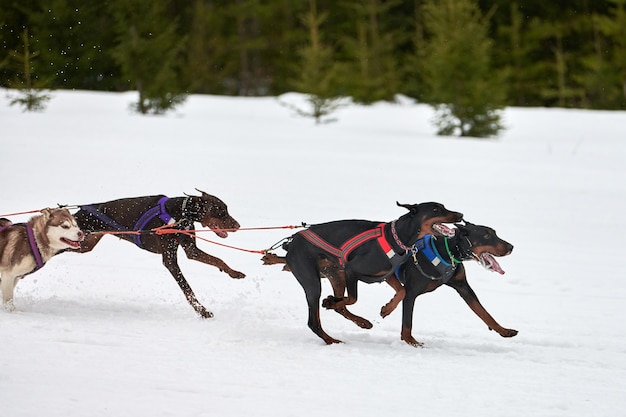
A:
[1,90,625,416]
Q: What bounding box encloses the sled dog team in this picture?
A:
[0,191,516,346]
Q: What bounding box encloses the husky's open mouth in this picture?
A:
[61,238,83,249]
[476,252,505,274]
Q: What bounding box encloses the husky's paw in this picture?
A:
[3,300,16,312]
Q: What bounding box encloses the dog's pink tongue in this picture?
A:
[482,253,505,275]
[433,223,455,237]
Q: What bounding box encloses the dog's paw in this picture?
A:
[198,308,214,319]
[3,300,16,312]
[228,270,246,279]
[500,328,518,337]
[322,296,341,309]
[401,336,424,348]
[380,302,398,318]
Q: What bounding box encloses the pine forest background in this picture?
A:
[1,0,625,112]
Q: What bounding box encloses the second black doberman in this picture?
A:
[71,190,245,318]
[396,221,516,347]
[284,202,463,345]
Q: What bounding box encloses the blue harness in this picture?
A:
[81,196,172,249]
[395,234,458,283]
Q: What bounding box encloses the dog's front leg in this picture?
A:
[447,267,518,337]
[0,273,17,311]
[161,249,214,318]
[181,241,245,279]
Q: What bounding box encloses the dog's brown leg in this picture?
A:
[321,264,374,329]
[449,271,518,337]
[380,275,406,318]
[401,325,424,347]
[261,253,285,265]
[464,298,518,337]
[161,247,213,318]
[182,242,245,279]
[263,253,374,329]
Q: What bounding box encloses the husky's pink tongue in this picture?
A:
[61,238,82,249]
[481,253,505,274]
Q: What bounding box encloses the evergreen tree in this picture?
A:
[225,0,273,95]
[7,27,51,112]
[27,2,118,91]
[338,0,404,104]
[286,0,344,124]
[109,1,186,114]
[422,0,506,137]
[403,0,427,100]
[591,0,626,108]
[184,1,234,94]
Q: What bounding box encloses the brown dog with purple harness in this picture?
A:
[72,190,244,318]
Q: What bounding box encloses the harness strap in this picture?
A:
[25,223,44,270]
[81,205,129,232]
[421,235,451,267]
[407,234,457,283]
[81,197,172,249]
[132,197,171,247]
[299,229,342,259]
[300,223,393,266]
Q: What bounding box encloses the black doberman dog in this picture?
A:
[264,220,516,346]
[396,221,516,347]
[71,190,245,318]
[281,202,463,345]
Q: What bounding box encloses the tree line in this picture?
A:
[1,0,625,133]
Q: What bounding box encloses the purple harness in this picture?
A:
[25,223,45,270]
[81,196,172,248]
[0,223,44,271]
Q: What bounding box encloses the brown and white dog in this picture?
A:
[0,208,84,311]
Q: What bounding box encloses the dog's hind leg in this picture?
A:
[161,247,214,318]
[321,265,373,329]
[287,254,342,345]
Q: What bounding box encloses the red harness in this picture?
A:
[299,223,395,266]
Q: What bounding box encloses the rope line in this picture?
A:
[0,206,306,254]
[0,209,45,217]
[94,223,306,254]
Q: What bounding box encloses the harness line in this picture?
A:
[94,223,305,254]
[0,209,47,217]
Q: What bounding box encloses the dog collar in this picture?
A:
[409,235,457,282]
[419,235,451,267]
[390,220,411,252]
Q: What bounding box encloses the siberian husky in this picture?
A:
[0,208,84,311]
